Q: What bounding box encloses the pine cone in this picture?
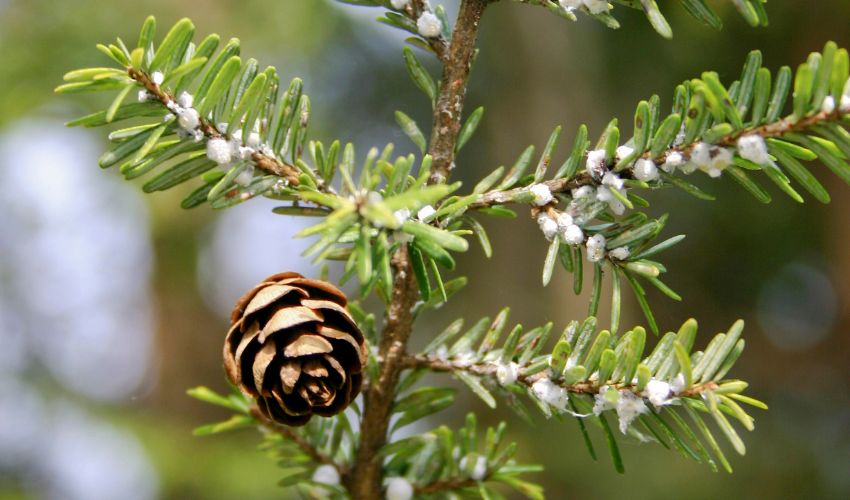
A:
[224,272,367,426]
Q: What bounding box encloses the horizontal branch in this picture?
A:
[400,354,717,399]
[127,67,303,184]
[468,108,850,210]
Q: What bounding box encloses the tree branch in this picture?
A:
[346,1,492,497]
[248,405,346,474]
[127,67,303,184]
[428,0,491,183]
[468,108,850,209]
[400,354,718,399]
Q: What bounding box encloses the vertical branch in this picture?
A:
[428,0,490,183]
[346,1,491,498]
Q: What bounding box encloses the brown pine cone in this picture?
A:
[224,272,367,426]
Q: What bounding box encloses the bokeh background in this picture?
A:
[1,1,849,498]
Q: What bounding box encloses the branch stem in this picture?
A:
[346,1,491,497]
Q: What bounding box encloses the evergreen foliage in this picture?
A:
[57,1,849,497]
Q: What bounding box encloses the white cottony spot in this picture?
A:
[841,77,850,112]
[471,455,488,481]
[586,233,606,262]
[585,149,607,179]
[822,95,837,114]
[737,134,770,165]
[583,0,611,14]
[531,378,568,411]
[151,71,164,85]
[563,224,584,245]
[690,142,711,168]
[616,390,648,434]
[616,145,635,161]
[312,464,340,486]
[556,212,574,231]
[593,386,618,415]
[704,147,732,178]
[417,12,442,38]
[206,138,232,165]
[177,91,194,109]
[246,131,261,149]
[633,158,659,181]
[537,214,559,241]
[177,107,200,131]
[559,0,582,11]
[602,172,624,190]
[644,379,673,407]
[234,166,254,187]
[385,477,413,500]
[496,361,520,386]
[390,0,410,9]
[609,246,630,260]
[393,208,411,226]
[417,205,436,221]
[530,183,554,206]
[670,373,687,395]
[137,90,150,103]
[661,151,684,173]
[572,185,594,199]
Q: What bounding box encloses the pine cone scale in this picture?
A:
[224,273,366,426]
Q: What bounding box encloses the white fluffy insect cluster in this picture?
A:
[417,204,436,221]
[416,12,442,38]
[661,151,685,173]
[530,183,554,206]
[459,455,489,481]
[687,141,732,178]
[615,389,648,434]
[531,377,569,411]
[840,77,850,113]
[633,158,659,182]
[585,149,607,180]
[559,0,610,14]
[585,233,607,262]
[496,361,520,386]
[390,0,410,9]
[384,477,413,500]
[596,172,628,215]
[736,134,770,165]
[609,246,630,260]
[311,464,340,487]
[537,213,559,240]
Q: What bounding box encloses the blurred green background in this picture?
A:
[1,1,849,498]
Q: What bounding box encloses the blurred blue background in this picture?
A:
[1,1,849,498]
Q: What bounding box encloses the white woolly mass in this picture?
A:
[390,0,410,9]
[531,378,568,411]
[593,386,617,415]
[571,185,594,199]
[417,12,442,38]
[559,0,582,11]
[471,455,488,481]
[530,183,554,206]
[841,77,850,112]
[137,90,150,103]
[670,373,687,395]
[417,204,436,221]
[616,390,648,434]
[434,345,449,362]
[596,186,626,215]
[312,464,340,486]
[245,131,261,149]
[737,134,770,165]
[586,233,606,262]
[703,147,732,178]
[177,107,200,131]
[151,71,164,85]
[583,0,611,14]
[822,95,837,114]
[644,379,672,407]
[661,151,684,173]
[234,166,254,187]
[689,142,711,168]
[601,172,624,190]
[585,149,607,179]
[385,477,413,500]
[393,208,411,226]
[556,212,573,231]
[206,138,232,165]
[616,145,635,161]
[609,246,630,261]
[496,361,520,386]
[537,214,559,241]
[563,224,584,245]
[633,158,659,182]
[177,91,194,109]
